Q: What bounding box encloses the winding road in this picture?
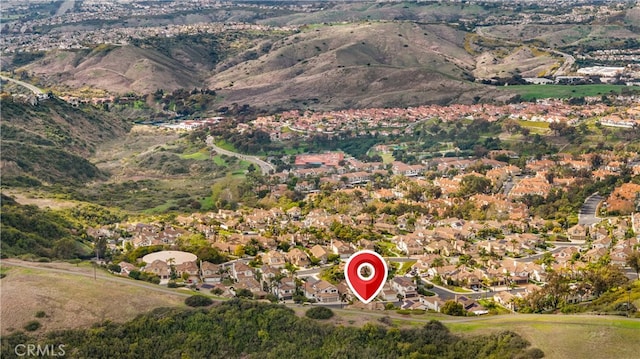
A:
[579,193,604,225]
[0,75,46,96]
[206,135,275,174]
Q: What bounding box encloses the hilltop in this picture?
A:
[211,22,511,110]
[18,31,281,96]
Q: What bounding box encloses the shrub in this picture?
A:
[35,311,46,318]
[107,264,121,273]
[24,321,41,331]
[305,306,334,320]
[211,288,224,295]
[185,295,213,307]
[378,316,394,326]
[235,288,253,299]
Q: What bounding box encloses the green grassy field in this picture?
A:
[505,84,633,100]
[180,150,209,160]
[445,314,640,359]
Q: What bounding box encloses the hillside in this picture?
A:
[0,194,88,259]
[18,32,284,96]
[22,45,203,95]
[0,299,543,358]
[0,97,129,185]
[210,22,509,110]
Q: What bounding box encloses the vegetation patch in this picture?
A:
[185,295,214,307]
[305,306,335,320]
[1,300,542,358]
[505,84,637,100]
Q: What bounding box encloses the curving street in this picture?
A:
[206,135,275,174]
[0,75,46,95]
[579,193,604,225]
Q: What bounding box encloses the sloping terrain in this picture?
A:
[210,22,509,110]
[19,32,284,96]
[0,98,129,185]
[23,45,203,95]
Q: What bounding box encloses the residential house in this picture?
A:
[493,291,517,311]
[286,248,310,267]
[391,277,418,298]
[309,245,329,263]
[567,224,588,241]
[456,295,488,315]
[331,240,354,259]
[420,296,445,312]
[304,279,340,303]
[231,262,255,281]
[200,261,223,284]
[396,236,423,255]
[118,262,137,277]
[144,260,170,281]
[262,250,287,268]
[175,261,200,283]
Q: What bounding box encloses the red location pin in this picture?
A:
[344,250,388,304]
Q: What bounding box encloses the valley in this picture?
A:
[1,1,640,358]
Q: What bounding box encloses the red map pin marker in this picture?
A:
[344,250,388,304]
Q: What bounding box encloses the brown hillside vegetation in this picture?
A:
[24,45,203,94]
[210,22,509,110]
[0,264,185,335]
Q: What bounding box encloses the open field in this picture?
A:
[1,260,638,358]
[0,262,187,335]
[445,314,640,359]
[504,84,633,100]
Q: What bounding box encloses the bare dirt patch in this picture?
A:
[1,190,79,210]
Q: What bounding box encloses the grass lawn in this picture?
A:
[504,84,633,100]
[517,120,550,129]
[212,154,227,166]
[180,150,209,160]
[199,196,215,210]
[380,153,395,164]
[377,241,399,257]
[215,139,237,152]
[445,314,640,359]
[397,261,417,275]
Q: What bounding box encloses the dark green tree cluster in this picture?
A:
[185,295,214,307]
[0,195,88,259]
[1,300,542,358]
[305,306,334,320]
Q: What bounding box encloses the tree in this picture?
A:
[305,306,334,320]
[94,236,107,260]
[441,300,466,316]
[458,175,492,196]
[626,251,640,280]
[583,264,629,297]
[235,288,253,299]
[185,295,213,307]
[53,237,77,259]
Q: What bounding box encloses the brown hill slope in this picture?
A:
[23,45,203,94]
[210,22,508,110]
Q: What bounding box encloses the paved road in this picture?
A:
[0,75,45,95]
[206,136,275,174]
[579,193,604,225]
